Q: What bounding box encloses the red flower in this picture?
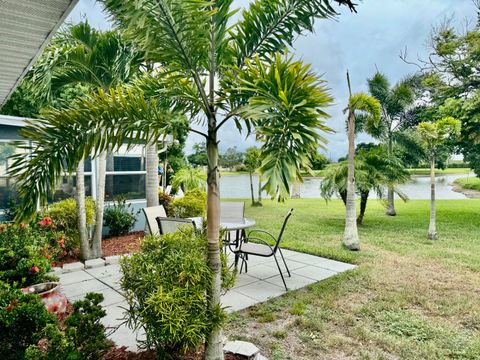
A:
[37,217,53,228]
[57,237,65,249]
[30,265,40,274]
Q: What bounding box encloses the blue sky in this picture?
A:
[67,0,476,160]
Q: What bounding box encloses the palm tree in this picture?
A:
[320,146,409,225]
[171,167,207,192]
[28,22,143,259]
[366,72,416,216]
[343,72,381,250]
[417,117,461,240]
[10,1,357,358]
[244,147,262,206]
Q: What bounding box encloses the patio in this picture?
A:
[59,249,356,351]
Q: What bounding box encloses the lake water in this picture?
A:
[219,173,474,200]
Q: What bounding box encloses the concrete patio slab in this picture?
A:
[234,281,285,302]
[59,248,356,351]
[292,265,337,281]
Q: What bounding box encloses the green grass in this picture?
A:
[454,177,480,191]
[226,199,480,359]
[408,167,471,175]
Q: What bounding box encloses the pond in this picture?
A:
[219,173,473,200]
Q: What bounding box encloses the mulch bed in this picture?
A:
[52,231,145,267]
[102,231,145,256]
[105,346,244,360]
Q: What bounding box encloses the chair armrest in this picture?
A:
[247,229,276,242]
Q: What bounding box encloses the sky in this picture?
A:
[67,0,477,161]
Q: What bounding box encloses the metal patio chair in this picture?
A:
[220,201,245,250]
[232,209,294,290]
[142,205,167,235]
[156,217,196,235]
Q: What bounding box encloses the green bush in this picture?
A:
[158,190,174,216]
[26,293,110,360]
[120,229,234,356]
[170,189,207,218]
[104,197,138,236]
[0,222,61,287]
[0,281,55,360]
[44,197,96,252]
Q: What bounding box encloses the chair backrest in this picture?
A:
[156,217,196,235]
[142,205,167,235]
[220,202,245,223]
[273,209,294,253]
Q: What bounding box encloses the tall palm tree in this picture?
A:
[343,72,381,250]
[28,22,143,259]
[417,117,460,240]
[10,1,357,358]
[366,72,416,216]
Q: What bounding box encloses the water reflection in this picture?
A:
[220,173,473,200]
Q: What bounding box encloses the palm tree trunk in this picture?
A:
[76,159,90,260]
[386,136,396,216]
[428,154,437,240]
[340,190,347,206]
[249,172,255,206]
[146,141,159,207]
[204,123,224,360]
[343,110,360,251]
[257,174,262,206]
[92,152,106,259]
[357,191,369,225]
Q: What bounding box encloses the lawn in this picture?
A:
[454,177,480,192]
[408,167,472,175]
[226,199,480,360]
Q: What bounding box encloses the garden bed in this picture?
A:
[53,231,145,267]
[105,347,243,360]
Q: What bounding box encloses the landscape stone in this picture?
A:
[224,340,259,358]
[62,262,84,273]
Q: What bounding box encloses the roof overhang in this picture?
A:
[0,0,79,107]
[0,114,33,127]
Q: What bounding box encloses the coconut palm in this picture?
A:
[366,72,416,216]
[417,117,461,240]
[343,72,381,250]
[27,22,143,259]
[10,1,357,357]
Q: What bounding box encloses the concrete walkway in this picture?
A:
[59,249,356,351]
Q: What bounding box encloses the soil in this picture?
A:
[452,183,480,198]
[102,231,145,256]
[52,231,145,267]
[105,346,244,360]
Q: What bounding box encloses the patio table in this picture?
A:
[188,217,256,266]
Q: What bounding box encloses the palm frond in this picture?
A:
[101,0,212,72]
[8,86,186,221]
[225,52,333,200]
[231,0,338,66]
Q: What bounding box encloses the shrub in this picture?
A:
[104,197,138,236]
[26,293,110,360]
[0,222,61,287]
[44,197,96,252]
[170,189,207,218]
[0,281,55,360]
[158,190,174,216]
[120,229,234,356]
